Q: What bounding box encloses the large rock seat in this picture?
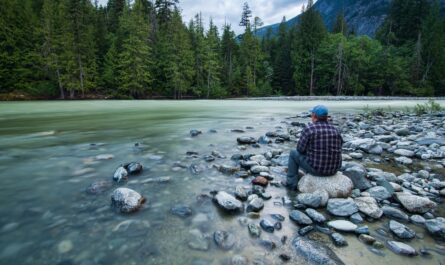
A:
[298,172,353,198]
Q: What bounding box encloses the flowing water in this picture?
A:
[0,100,444,265]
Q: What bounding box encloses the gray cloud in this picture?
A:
[98,0,309,34]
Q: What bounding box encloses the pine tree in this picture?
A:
[203,19,222,98]
[239,2,252,28]
[272,17,293,95]
[292,0,327,95]
[332,11,348,36]
[116,0,152,98]
[220,24,238,96]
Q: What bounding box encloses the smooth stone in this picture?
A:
[425,217,445,239]
[259,239,277,250]
[355,226,369,235]
[327,220,357,232]
[331,233,348,247]
[171,205,192,218]
[271,214,285,222]
[343,166,372,191]
[354,197,383,219]
[358,234,376,245]
[190,130,202,137]
[111,188,145,213]
[299,172,353,198]
[260,219,275,233]
[214,230,236,250]
[389,220,416,239]
[366,186,392,201]
[231,255,248,265]
[292,236,345,265]
[395,192,437,214]
[188,229,209,250]
[350,152,363,159]
[218,165,240,175]
[247,198,264,212]
[350,213,364,224]
[247,223,261,237]
[258,135,272,144]
[278,253,291,262]
[124,162,143,174]
[86,180,113,195]
[386,241,418,256]
[305,208,327,223]
[327,198,358,217]
[394,149,415,157]
[395,156,413,165]
[113,166,128,182]
[214,191,243,212]
[235,186,248,201]
[299,225,315,236]
[289,210,313,225]
[57,240,73,254]
[251,166,269,174]
[297,193,323,208]
[382,206,409,222]
[410,215,426,225]
[252,176,268,186]
[237,136,257,144]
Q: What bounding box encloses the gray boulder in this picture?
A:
[292,236,345,265]
[299,172,353,198]
[354,197,383,219]
[247,198,264,212]
[395,192,437,214]
[305,208,327,223]
[327,198,358,217]
[297,193,323,208]
[394,149,415,157]
[214,191,243,212]
[111,188,145,213]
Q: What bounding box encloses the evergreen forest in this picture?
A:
[1,0,445,99]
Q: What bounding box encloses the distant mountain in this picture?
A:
[255,0,445,38]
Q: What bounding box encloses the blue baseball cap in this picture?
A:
[310,105,328,117]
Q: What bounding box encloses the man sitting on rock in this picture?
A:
[286,105,343,190]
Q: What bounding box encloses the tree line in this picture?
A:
[0,0,444,99]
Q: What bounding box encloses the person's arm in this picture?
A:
[297,128,310,154]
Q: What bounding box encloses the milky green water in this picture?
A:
[0,100,444,265]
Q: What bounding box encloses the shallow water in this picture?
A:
[0,100,444,265]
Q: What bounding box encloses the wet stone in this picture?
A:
[389,220,416,239]
[395,192,437,214]
[292,236,346,265]
[331,233,348,247]
[355,226,369,235]
[271,214,285,222]
[248,223,261,237]
[113,166,128,182]
[327,220,357,232]
[190,130,202,137]
[386,241,418,256]
[171,205,192,218]
[327,198,358,217]
[425,217,445,239]
[259,239,277,250]
[188,229,209,251]
[111,188,145,213]
[299,225,315,236]
[260,219,275,233]
[358,234,376,245]
[382,206,409,222]
[366,186,392,201]
[247,198,264,212]
[231,255,248,265]
[279,254,291,262]
[289,210,313,226]
[124,162,143,175]
[305,208,326,223]
[410,214,426,225]
[297,193,323,208]
[252,176,268,186]
[86,180,113,195]
[235,186,248,201]
[214,191,243,212]
[350,213,364,224]
[214,230,236,250]
[237,136,257,145]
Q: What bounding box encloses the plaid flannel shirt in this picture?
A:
[297,121,343,176]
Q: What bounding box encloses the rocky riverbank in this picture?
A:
[84,109,445,265]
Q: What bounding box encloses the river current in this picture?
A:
[0,100,444,265]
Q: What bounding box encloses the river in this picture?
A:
[0,100,444,265]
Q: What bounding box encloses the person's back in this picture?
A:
[286,105,343,190]
[297,120,343,176]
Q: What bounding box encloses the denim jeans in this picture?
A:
[286,150,317,189]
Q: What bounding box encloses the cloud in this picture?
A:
[98,0,309,34]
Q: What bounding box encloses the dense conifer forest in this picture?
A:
[1,0,444,99]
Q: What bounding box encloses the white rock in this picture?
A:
[298,172,353,198]
[327,220,357,232]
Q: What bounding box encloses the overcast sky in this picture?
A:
[97,0,308,34]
